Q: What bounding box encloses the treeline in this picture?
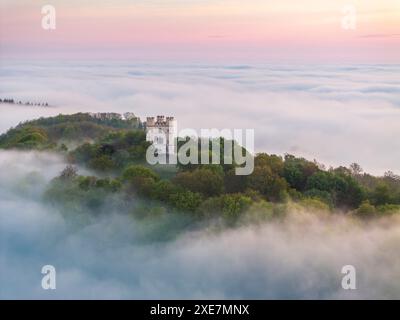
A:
[2,113,399,220]
[0,98,49,106]
[27,113,142,130]
[69,130,150,171]
[0,113,142,149]
[47,128,400,220]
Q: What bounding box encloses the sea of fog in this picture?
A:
[1,150,400,299]
[1,62,400,175]
[1,62,400,298]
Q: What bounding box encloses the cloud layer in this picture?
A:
[1,62,400,175]
[1,150,400,299]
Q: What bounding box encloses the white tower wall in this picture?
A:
[145,116,177,161]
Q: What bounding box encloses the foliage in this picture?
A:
[305,171,364,209]
[169,190,203,212]
[2,113,399,222]
[354,200,377,218]
[283,154,319,191]
[197,193,252,219]
[0,126,52,149]
[70,130,150,172]
[0,112,142,150]
[173,167,224,197]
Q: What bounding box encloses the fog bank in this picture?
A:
[1,62,400,174]
[1,150,400,299]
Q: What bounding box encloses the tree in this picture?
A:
[122,165,159,182]
[169,190,203,212]
[220,194,252,219]
[89,155,115,172]
[304,188,334,207]
[384,171,400,181]
[150,180,179,202]
[173,167,224,197]
[372,183,392,206]
[59,165,77,180]
[306,171,334,191]
[283,154,319,191]
[354,200,376,218]
[197,194,252,219]
[224,168,247,193]
[78,176,97,190]
[254,153,284,174]
[299,198,330,212]
[306,171,364,208]
[247,165,288,201]
[349,163,363,176]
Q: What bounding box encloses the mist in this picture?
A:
[1,150,400,299]
[1,62,400,175]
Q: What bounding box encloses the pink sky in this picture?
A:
[1,0,399,62]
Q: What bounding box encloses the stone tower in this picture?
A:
[145,115,177,160]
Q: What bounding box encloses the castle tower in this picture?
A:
[145,115,177,161]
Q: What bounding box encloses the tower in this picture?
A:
[145,115,177,161]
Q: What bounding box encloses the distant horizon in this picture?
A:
[3,58,400,65]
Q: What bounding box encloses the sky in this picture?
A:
[0,0,399,62]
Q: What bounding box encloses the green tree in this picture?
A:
[89,155,115,172]
[197,194,252,219]
[306,171,364,208]
[247,165,288,201]
[173,167,224,197]
[122,165,160,196]
[122,165,159,182]
[283,154,319,191]
[150,180,179,202]
[354,200,376,218]
[169,190,203,212]
[255,153,284,174]
[372,183,392,206]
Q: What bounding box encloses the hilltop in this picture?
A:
[0,112,142,150]
[1,113,400,221]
